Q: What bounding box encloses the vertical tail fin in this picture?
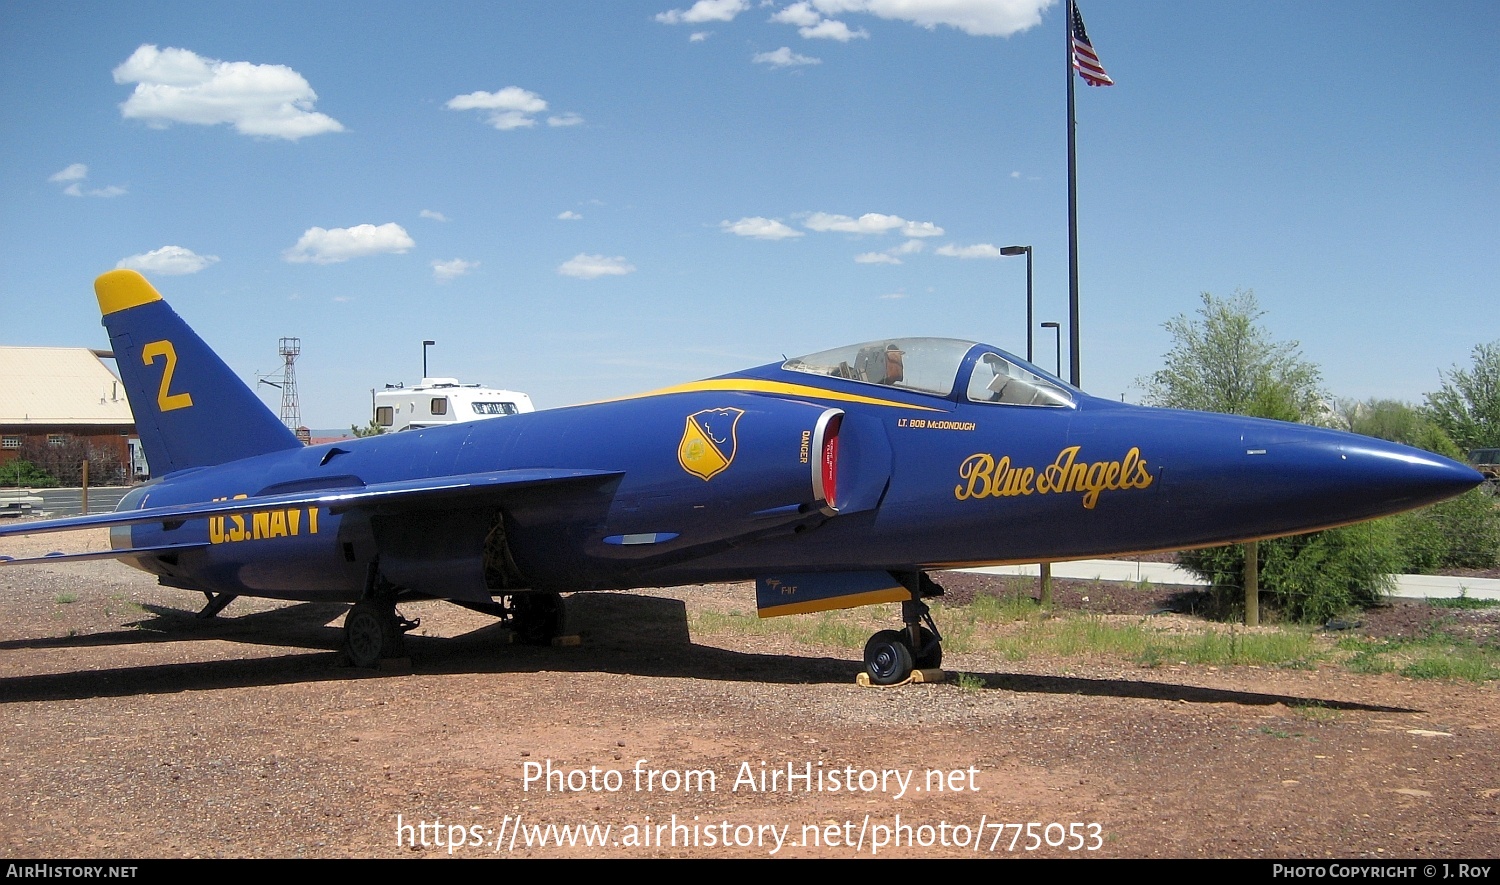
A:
[95,270,301,475]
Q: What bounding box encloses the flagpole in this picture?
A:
[1065,0,1081,388]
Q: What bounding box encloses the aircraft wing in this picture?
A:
[0,542,211,566]
[0,468,623,541]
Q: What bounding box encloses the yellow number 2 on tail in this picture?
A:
[142,340,194,412]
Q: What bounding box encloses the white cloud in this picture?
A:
[116,245,219,275]
[558,254,636,279]
[856,238,925,264]
[878,291,908,300]
[753,46,821,67]
[49,164,88,183]
[807,0,1051,37]
[558,210,583,220]
[771,2,822,26]
[49,163,126,197]
[721,217,804,240]
[805,212,882,233]
[901,220,943,238]
[420,209,449,222]
[689,31,711,41]
[774,6,868,41]
[802,212,943,237]
[65,183,127,198]
[936,242,1004,259]
[798,19,869,40]
[806,212,899,233]
[656,0,748,24]
[112,44,344,140]
[432,258,478,282]
[284,223,415,264]
[447,87,581,130]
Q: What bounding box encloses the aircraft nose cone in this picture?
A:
[1161,416,1483,541]
[1328,435,1484,514]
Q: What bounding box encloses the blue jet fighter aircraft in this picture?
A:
[1,271,1483,683]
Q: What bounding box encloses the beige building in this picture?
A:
[0,346,138,480]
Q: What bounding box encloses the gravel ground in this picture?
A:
[1,530,1497,859]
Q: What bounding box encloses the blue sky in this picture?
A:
[3,1,1495,428]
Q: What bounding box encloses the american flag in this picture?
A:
[1070,4,1114,87]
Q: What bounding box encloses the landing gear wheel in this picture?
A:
[910,626,942,670]
[512,592,566,645]
[344,601,403,668]
[864,629,915,686]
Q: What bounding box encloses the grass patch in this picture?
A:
[1428,594,1500,610]
[55,592,77,604]
[987,614,1324,669]
[1335,634,1500,682]
[687,590,1498,683]
[955,672,986,691]
[1290,701,1339,723]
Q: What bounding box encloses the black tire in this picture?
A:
[345,602,400,668]
[911,626,943,670]
[864,629,915,686]
[512,592,565,645]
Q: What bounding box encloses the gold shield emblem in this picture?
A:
[678,408,745,480]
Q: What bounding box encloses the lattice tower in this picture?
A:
[278,337,302,433]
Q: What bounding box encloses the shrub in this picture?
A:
[1392,489,1500,572]
[1180,521,1402,624]
[2,458,59,488]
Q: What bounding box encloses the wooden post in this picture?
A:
[1039,562,1052,610]
[1244,540,1259,627]
[80,460,89,515]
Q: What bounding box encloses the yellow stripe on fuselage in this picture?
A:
[599,378,948,412]
[757,586,912,618]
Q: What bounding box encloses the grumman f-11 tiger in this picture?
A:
[0,271,1483,683]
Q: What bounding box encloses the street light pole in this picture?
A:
[1000,245,1033,362]
[1041,322,1062,377]
[422,340,435,379]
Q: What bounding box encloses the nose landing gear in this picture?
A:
[862,574,944,685]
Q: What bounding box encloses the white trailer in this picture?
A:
[372,378,535,433]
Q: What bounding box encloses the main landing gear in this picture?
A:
[508,591,567,646]
[862,575,944,686]
[448,591,569,646]
[343,599,420,668]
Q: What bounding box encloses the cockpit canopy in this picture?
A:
[781,337,1075,408]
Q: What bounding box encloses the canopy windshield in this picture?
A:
[965,350,1074,408]
[782,338,977,396]
[782,337,1075,408]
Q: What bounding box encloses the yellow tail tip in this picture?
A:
[95,269,163,316]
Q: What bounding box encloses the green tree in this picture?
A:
[1425,340,1500,451]
[1140,290,1327,423]
[1390,489,1500,573]
[1336,398,1463,459]
[1142,290,1395,623]
[3,459,59,489]
[351,421,385,438]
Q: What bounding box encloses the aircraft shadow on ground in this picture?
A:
[0,592,1417,714]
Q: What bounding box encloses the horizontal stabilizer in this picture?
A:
[755,570,910,618]
[0,468,622,541]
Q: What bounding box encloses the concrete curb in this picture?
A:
[960,560,1500,602]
